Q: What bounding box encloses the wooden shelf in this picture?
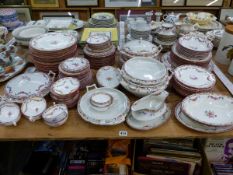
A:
[0,46,232,141]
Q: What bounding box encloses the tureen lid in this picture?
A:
[86,34,110,45]
[123,40,160,56]
[42,103,68,121]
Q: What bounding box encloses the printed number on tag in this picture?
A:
[119,130,128,137]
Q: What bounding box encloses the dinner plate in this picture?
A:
[175,103,233,133]
[78,85,130,126]
[181,93,233,127]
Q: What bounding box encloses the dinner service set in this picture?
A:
[172,65,216,96]
[206,29,224,48]
[96,66,121,88]
[88,12,117,28]
[186,12,217,26]
[120,57,171,97]
[29,32,77,72]
[119,39,162,66]
[83,34,116,69]
[162,33,214,71]
[0,44,26,82]
[42,103,68,127]
[58,57,93,89]
[175,93,233,133]
[126,91,171,131]
[50,77,80,108]
[0,8,23,30]
[78,84,130,126]
[12,25,48,46]
[154,23,177,52]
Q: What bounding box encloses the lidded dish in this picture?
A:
[42,103,68,127]
[21,96,47,122]
[88,12,117,28]
[0,102,21,126]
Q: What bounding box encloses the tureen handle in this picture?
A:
[86,84,97,92]
[156,45,163,55]
[193,23,199,30]
[48,71,56,82]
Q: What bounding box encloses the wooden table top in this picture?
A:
[0,45,232,141]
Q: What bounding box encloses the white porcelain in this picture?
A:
[78,85,130,126]
[30,32,77,51]
[12,26,48,40]
[123,57,167,85]
[158,23,176,36]
[175,103,233,133]
[0,56,27,83]
[90,92,113,111]
[92,12,114,20]
[179,24,198,34]
[55,30,79,40]
[181,93,233,127]
[150,21,162,30]
[228,59,233,76]
[174,65,216,89]
[60,57,89,73]
[163,12,181,23]
[126,107,171,131]
[215,28,233,65]
[51,77,80,96]
[21,96,47,122]
[196,21,222,32]
[126,34,153,42]
[187,12,216,25]
[42,103,68,127]
[5,71,55,103]
[0,102,21,126]
[121,39,162,58]
[179,35,213,52]
[131,91,168,112]
[86,34,109,45]
[120,76,170,97]
[206,29,224,47]
[96,66,121,88]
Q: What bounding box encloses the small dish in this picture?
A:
[42,103,68,127]
[96,66,121,88]
[21,96,47,122]
[90,92,113,111]
[0,102,21,126]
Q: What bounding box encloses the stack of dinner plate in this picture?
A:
[120,57,171,97]
[50,77,80,108]
[83,34,116,69]
[88,12,117,28]
[161,33,213,71]
[29,32,77,72]
[12,25,48,46]
[172,65,216,96]
[58,57,93,89]
[0,8,23,30]
[130,23,151,41]
[175,93,233,133]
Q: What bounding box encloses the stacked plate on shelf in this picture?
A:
[83,34,116,69]
[161,33,214,71]
[78,85,130,126]
[126,91,171,131]
[88,12,117,28]
[172,65,216,96]
[120,57,171,97]
[0,8,23,30]
[58,57,93,89]
[29,32,78,72]
[175,93,233,133]
[50,77,80,108]
[12,25,48,46]
[119,39,162,66]
[129,23,151,41]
